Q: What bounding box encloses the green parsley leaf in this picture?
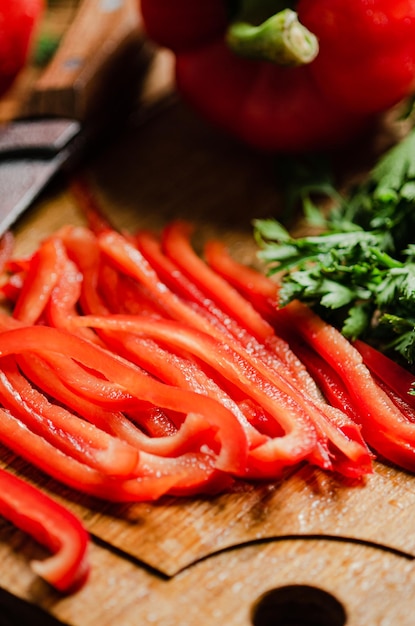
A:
[254,128,415,367]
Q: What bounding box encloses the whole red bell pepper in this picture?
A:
[140,0,415,152]
[0,0,44,96]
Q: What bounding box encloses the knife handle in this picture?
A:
[23,0,146,122]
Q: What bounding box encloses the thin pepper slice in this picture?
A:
[0,355,140,478]
[158,222,322,391]
[0,323,248,475]
[0,467,89,593]
[162,221,275,342]
[18,348,225,457]
[0,407,217,501]
[277,300,415,472]
[16,352,196,455]
[12,237,66,325]
[354,339,415,410]
[204,237,279,322]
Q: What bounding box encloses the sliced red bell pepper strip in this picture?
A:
[0,355,140,478]
[12,237,67,325]
[353,339,415,410]
[74,313,375,477]
[136,227,297,382]
[22,343,184,437]
[162,221,275,342]
[204,237,279,323]
[59,225,110,320]
[137,227,325,412]
[71,299,267,449]
[0,323,248,475]
[276,300,415,472]
[287,338,415,473]
[0,467,89,593]
[158,221,325,395]
[0,408,219,501]
[16,351,157,439]
[17,347,225,458]
[276,338,373,476]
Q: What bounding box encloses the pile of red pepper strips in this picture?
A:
[1,180,415,592]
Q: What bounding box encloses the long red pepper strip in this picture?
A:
[353,339,415,410]
[56,226,110,325]
[162,221,275,342]
[139,228,298,374]
[0,405,226,500]
[0,356,140,477]
[16,352,190,452]
[275,339,373,477]
[46,247,102,345]
[90,328,269,450]
[136,228,306,383]
[0,467,90,593]
[0,323,248,475]
[72,314,322,476]
[24,342,182,436]
[12,237,66,324]
[276,301,415,472]
[142,226,327,403]
[204,237,279,322]
[73,313,374,477]
[287,339,415,472]
[18,350,223,457]
[98,261,165,318]
[101,230,374,472]
[36,347,241,470]
[374,376,415,425]
[17,346,228,454]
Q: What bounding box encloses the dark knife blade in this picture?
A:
[0,0,149,235]
[0,119,80,232]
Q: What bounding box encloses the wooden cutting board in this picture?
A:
[1,4,415,625]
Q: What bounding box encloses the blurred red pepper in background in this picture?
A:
[0,0,44,96]
[140,0,415,153]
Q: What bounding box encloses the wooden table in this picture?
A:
[0,3,415,625]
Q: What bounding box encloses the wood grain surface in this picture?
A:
[0,3,415,625]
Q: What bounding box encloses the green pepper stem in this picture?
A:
[226,8,319,66]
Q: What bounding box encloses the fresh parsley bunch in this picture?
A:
[254,129,415,365]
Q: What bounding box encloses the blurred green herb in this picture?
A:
[34,33,61,67]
